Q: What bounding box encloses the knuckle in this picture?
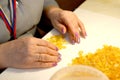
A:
[59,11,65,19]
[38,54,43,61]
[44,41,49,47]
[38,54,50,62]
[41,54,51,61]
[43,55,49,61]
[44,47,49,54]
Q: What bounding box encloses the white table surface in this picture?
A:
[0,2,120,80]
[80,0,120,18]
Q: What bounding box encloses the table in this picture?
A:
[0,1,120,80]
[80,0,120,18]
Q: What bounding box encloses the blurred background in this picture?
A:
[55,0,85,11]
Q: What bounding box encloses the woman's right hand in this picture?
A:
[0,37,61,69]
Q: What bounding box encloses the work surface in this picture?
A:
[80,0,120,18]
[0,1,120,80]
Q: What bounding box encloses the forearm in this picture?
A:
[0,44,7,69]
[43,0,61,19]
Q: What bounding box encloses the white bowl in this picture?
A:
[50,65,109,80]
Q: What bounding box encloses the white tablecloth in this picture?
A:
[80,0,120,18]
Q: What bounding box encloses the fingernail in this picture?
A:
[72,40,75,45]
[53,63,57,66]
[75,33,79,38]
[83,32,87,39]
[62,28,65,34]
[58,53,61,57]
[58,57,61,61]
[77,38,80,43]
[85,32,87,36]
[75,33,80,43]
[56,47,59,51]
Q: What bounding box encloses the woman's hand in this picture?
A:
[0,37,61,69]
[45,7,87,44]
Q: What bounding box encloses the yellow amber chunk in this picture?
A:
[46,35,67,49]
[71,45,120,80]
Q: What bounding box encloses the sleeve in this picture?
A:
[44,0,59,8]
[0,0,44,43]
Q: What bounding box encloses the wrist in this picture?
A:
[44,6,62,19]
[0,45,7,69]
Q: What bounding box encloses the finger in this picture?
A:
[53,22,67,34]
[61,15,81,43]
[63,18,80,44]
[18,62,57,68]
[33,38,58,51]
[52,20,78,44]
[78,20,87,38]
[34,54,61,62]
[33,62,57,68]
[68,29,80,44]
[35,46,60,56]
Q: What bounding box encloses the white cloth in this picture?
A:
[0,0,58,43]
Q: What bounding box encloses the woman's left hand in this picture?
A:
[46,7,87,44]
